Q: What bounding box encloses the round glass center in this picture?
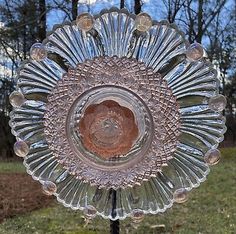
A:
[66,85,154,168]
[78,100,139,159]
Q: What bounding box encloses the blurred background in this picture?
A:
[0,0,235,233]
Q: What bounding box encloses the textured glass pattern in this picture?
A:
[43,56,180,189]
[9,8,226,221]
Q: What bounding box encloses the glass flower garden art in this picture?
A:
[9,8,227,224]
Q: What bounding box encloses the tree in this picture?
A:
[0,0,48,66]
[120,0,125,9]
[162,0,186,23]
[0,78,15,159]
[72,0,78,20]
[224,73,236,145]
[134,0,142,14]
[181,0,227,43]
[205,3,235,106]
[38,0,47,41]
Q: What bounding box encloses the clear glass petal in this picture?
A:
[9,101,45,143]
[131,23,187,72]
[164,61,218,99]
[18,59,64,100]
[93,9,136,57]
[180,105,226,152]
[44,24,101,67]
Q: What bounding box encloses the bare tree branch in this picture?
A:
[162,0,186,23]
[202,0,227,34]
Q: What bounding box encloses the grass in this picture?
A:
[0,161,25,173]
[0,205,108,234]
[0,148,235,234]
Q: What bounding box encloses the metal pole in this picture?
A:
[110,219,119,234]
[110,189,119,234]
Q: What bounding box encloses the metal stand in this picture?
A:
[110,219,120,234]
[110,189,119,234]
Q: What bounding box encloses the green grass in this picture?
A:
[0,205,108,234]
[0,148,235,234]
[0,161,25,173]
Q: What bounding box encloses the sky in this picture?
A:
[47,0,161,30]
[47,0,234,27]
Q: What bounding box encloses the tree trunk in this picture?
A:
[196,0,203,43]
[72,0,78,20]
[23,22,27,59]
[120,0,125,9]
[38,0,46,41]
[0,113,14,159]
[134,0,142,14]
[222,68,226,116]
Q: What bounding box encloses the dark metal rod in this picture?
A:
[110,189,119,234]
[110,219,120,234]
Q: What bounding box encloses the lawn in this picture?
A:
[0,161,25,173]
[0,148,235,234]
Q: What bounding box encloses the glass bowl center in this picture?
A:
[78,100,139,159]
[66,85,154,168]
